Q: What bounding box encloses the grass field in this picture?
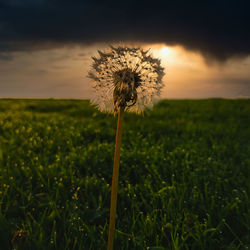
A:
[0,99,249,249]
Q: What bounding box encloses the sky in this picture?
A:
[0,0,250,99]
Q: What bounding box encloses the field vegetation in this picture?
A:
[0,99,249,249]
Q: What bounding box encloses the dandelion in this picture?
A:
[88,45,165,250]
[88,46,165,113]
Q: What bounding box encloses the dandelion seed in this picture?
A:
[88,46,165,113]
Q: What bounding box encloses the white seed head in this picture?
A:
[88,45,165,113]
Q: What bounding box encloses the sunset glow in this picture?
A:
[0,1,249,249]
[0,43,249,99]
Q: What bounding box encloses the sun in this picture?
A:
[146,44,174,66]
[160,46,169,57]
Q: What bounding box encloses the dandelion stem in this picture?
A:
[107,106,124,250]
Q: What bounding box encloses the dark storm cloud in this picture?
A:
[0,0,250,60]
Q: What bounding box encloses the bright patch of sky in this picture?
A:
[0,43,249,99]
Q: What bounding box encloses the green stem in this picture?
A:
[107,107,124,250]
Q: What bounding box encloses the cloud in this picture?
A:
[0,0,250,61]
[0,53,13,61]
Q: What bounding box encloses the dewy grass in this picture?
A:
[0,99,249,249]
[88,46,165,250]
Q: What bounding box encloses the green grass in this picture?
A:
[0,99,249,249]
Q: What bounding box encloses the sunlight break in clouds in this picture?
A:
[0,43,249,99]
[149,44,250,98]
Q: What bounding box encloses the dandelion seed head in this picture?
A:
[88,45,165,113]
